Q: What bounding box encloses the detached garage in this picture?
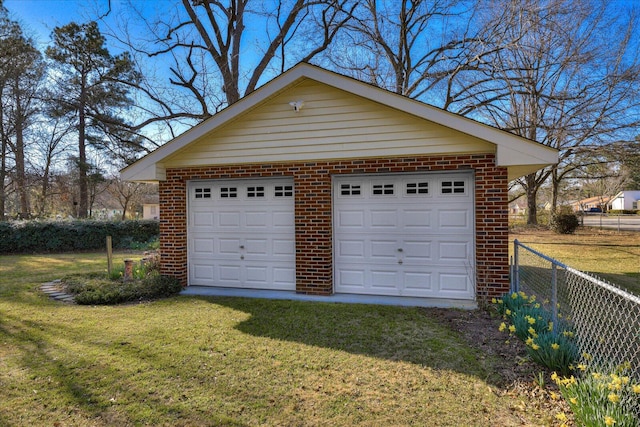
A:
[121,63,557,307]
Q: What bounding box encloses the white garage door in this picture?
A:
[333,173,474,299]
[187,178,295,290]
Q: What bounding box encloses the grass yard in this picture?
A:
[510,227,640,296]
[0,252,557,426]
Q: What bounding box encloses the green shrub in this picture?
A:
[0,220,159,254]
[550,213,580,234]
[65,272,182,305]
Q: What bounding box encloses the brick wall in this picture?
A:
[159,154,509,302]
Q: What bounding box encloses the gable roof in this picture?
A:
[121,63,557,182]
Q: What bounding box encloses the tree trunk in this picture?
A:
[525,174,538,225]
[14,109,29,219]
[78,79,88,218]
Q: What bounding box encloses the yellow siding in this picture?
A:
[164,79,495,167]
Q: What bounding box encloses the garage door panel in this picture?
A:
[403,272,433,295]
[403,240,432,262]
[370,210,398,228]
[337,239,365,258]
[219,265,242,282]
[438,241,471,262]
[370,240,399,260]
[370,270,400,290]
[338,210,365,227]
[192,264,215,281]
[401,209,432,230]
[339,269,366,288]
[273,268,295,286]
[218,238,241,254]
[245,211,269,227]
[193,212,214,227]
[218,212,241,228]
[437,209,471,230]
[246,239,268,255]
[438,272,473,295]
[334,173,474,300]
[273,239,295,256]
[193,238,214,255]
[188,178,295,290]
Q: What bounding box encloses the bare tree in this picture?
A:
[102,0,355,138]
[455,0,640,224]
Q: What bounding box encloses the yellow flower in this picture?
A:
[499,322,506,332]
[633,384,640,394]
[519,291,526,298]
[592,373,602,380]
[547,322,553,331]
[508,325,516,333]
[497,299,503,304]
[527,316,536,325]
[551,343,560,350]
[531,343,540,350]
[511,292,518,299]
[505,309,512,316]
[525,337,534,346]
[582,352,592,361]
[608,393,620,403]
[549,391,559,400]
[534,303,540,308]
[555,412,567,421]
[491,298,497,304]
[577,364,587,371]
[605,416,617,426]
[529,294,536,302]
[569,397,578,405]
[551,372,559,382]
[527,327,537,336]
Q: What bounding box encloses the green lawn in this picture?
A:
[0,252,552,426]
[510,227,640,296]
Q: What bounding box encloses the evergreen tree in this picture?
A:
[45,21,140,218]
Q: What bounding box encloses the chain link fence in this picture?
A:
[512,240,640,386]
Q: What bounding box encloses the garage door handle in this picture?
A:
[239,245,245,249]
[398,260,403,264]
[240,255,244,260]
[397,248,403,252]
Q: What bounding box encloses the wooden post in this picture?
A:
[106,236,113,276]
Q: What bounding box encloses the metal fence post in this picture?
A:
[551,263,558,333]
[513,239,519,293]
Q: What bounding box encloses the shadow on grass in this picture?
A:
[0,310,250,427]
[200,296,494,382]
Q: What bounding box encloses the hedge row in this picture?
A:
[0,220,159,254]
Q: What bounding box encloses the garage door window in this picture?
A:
[406,182,429,195]
[220,187,237,198]
[247,186,265,197]
[340,183,361,196]
[441,180,466,194]
[275,185,293,197]
[194,187,212,199]
[373,183,394,195]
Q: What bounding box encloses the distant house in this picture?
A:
[142,195,160,220]
[570,196,611,213]
[609,190,640,211]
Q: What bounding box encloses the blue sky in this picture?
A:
[4,0,172,48]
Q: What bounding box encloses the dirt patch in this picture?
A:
[425,306,572,423]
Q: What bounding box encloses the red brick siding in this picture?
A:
[159,154,509,302]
